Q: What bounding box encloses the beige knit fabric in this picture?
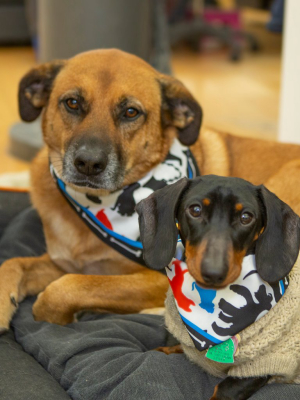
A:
[165,252,300,382]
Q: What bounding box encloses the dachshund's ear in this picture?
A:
[136,178,190,270]
[18,60,65,122]
[159,75,202,146]
[255,185,300,283]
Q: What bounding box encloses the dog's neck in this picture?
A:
[50,138,199,266]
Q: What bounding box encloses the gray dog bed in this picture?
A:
[0,192,300,400]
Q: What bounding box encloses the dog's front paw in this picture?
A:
[0,292,18,334]
[139,307,165,316]
[0,261,21,333]
[32,278,75,325]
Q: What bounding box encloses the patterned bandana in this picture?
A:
[166,254,289,352]
[50,139,199,266]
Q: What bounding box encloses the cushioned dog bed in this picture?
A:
[1,191,300,400]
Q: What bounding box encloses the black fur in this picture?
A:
[256,185,300,282]
[136,175,300,283]
[18,62,65,122]
[212,375,271,400]
[136,177,189,269]
[159,77,202,146]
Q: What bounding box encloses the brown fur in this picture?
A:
[192,129,300,215]
[235,203,243,211]
[0,49,300,329]
[155,345,183,355]
[186,240,208,284]
[223,248,246,287]
[186,241,245,289]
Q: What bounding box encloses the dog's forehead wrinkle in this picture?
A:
[98,69,113,91]
[184,184,235,206]
[115,96,146,114]
[54,58,161,115]
[119,95,143,106]
[187,177,260,209]
[59,87,84,98]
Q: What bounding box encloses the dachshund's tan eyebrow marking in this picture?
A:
[235,203,243,211]
[203,198,210,206]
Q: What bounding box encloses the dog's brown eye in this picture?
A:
[189,204,202,218]
[125,108,138,118]
[240,212,253,225]
[66,98,79,110]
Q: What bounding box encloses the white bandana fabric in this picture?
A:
[50,139,199,265]
[166,254,289,351]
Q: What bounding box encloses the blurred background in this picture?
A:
[0,0,298,187]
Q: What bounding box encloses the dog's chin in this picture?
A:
[60,172,125,195]
[66,179,121,195]
[192,274,242,290]
[194,271,243,289]
[68,181,110,194]
[187,266,233,290]
[195,280,230,290]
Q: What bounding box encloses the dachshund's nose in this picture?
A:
[74,148,108,176]
[201,258,227,285]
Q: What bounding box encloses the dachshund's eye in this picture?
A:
[188,204,202,218]
[65,98,79,111]
[124,108,139,119]
[240,212,254,225]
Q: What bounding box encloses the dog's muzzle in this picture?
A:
[62,137,124,191]
[74,146,108,177]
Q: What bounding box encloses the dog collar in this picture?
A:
[50,139,199,266]
[166,254,289,353]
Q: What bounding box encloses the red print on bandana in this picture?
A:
[168,260,195,312]
[96,209,113,230]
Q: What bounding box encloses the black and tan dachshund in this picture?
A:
[136,175,300,400]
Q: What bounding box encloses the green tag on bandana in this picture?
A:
[206,338,235,364]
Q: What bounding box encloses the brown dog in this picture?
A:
[0,48,299,331]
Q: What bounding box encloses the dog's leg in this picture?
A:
[210,375,270,400]
[0,254,64,332]
[32,269,169,325]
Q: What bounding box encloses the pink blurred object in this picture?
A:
[203,8,242,31]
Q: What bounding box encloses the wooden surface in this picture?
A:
[172,46,281,140]
[0,47,35,173]
[171,8,282,140]
[0,10,281,174]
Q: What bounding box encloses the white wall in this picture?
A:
[278,1,300,144]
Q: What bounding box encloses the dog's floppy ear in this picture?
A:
[159,75,202,146]
[255,185,300,283]
[18,60,65,122]
[136,177,190,270]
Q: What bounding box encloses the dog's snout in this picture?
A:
[74,148,108,176]
[201,258,227,285]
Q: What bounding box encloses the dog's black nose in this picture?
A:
[201,259,227,285]
[74,149,108,176]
